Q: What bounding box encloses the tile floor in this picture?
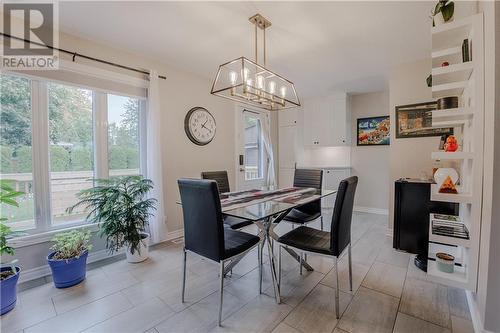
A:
[1,212,475,333]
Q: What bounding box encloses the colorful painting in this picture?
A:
[357,116,390,146]
[396,102,454,138]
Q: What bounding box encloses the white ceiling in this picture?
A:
[59,1,433,99]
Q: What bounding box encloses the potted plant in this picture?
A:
[47,230,92,288]
[68,176,157,263]
[0,180,24,315]
[431,0,454,26]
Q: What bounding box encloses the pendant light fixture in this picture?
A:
[210,14,300,111]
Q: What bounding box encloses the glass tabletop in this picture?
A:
[222,188,336,221]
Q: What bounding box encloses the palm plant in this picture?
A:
[68,176,157,255]
[0,180,24,278]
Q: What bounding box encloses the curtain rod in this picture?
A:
[1,33,167,80]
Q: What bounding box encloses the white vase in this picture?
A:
[126,232,150,263]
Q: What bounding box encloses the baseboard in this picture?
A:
[18,228,185,283]
[466,290,495,333]
[354,206,389,215]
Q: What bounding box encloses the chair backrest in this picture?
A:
[178,178,225,262]
[330,176,358,256]
[201,171,230,193]
[293,169,323,214]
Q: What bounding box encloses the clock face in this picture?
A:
[184,107,216,145]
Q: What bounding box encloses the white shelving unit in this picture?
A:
[428,14,484,291]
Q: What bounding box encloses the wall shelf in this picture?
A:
[432,46,463,68]
[432,62,473,85]
[432,81,468,99]
[431,184,473,204]
[432,119,467,128]
[431,108,474,120]
[432,16,473,50]
[431,151,475,160]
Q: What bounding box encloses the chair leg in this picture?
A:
[258,241,263,294]
[334,256,340,319]
[299,252,303,275]
[348,243,353,292]
[320,216,324,231]
[181,248,187,303]
[218,261,225,326]
[278,245,282,292]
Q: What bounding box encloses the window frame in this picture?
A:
[1,72,147,238]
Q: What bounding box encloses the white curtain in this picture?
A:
[146,70,167,243]
[261,114,277,188]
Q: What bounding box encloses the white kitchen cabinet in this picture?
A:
[278,109,297,188]
[303,93,351,147]
[322,168,351,208]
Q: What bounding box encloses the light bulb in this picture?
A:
[246,78,253,86]
[269,81,276,94]
[280,86,287,98]
[229,71,237,85]
[243,68,249,81]
[256,76,264,89]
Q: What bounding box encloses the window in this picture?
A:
[48,83,94,225]
[107,94,140,177]
[244,114,263,181]
[0,73,146,234]
[0,74,35,231]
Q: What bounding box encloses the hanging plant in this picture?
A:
[431,0,455,26]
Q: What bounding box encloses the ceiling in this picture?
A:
[59,1,433,99]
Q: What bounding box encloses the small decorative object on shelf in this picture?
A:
[432,159,443,176]
[441,61,450,67]
[462,39,470,62]
[434,167,459,194]
[431,0,455,26]
[444,135,459,152]
[439,175,459,194]
[426,74,432,87]
[436,252,455,273]
[437,96,459,110]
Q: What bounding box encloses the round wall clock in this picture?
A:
[184,107,216,146]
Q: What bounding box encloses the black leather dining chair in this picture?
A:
[276,176,358,319]
[201,171,254,230]
[283,169,324,230]
[178,178,261,326]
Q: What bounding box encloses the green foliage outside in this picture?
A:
[50,230,92,260]
[71,148,92,171]
[1,146,13,173]
[50,146,70,172]
[16,146,33,173]
[1,74,140,174]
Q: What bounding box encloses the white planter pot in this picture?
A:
[126,233,150,263]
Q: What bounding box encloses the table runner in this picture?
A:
[221,187,318,212]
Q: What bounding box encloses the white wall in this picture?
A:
[388,59,440,229]
[350,92,390,212]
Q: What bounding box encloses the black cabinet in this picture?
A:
[393,179,458,271]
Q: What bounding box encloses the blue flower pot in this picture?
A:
[1,266,20,315]
[47,250,88,288]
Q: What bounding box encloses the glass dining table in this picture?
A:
[218,186,337,304]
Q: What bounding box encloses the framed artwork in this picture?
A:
[357,116,390,146]
[395,101,453,138]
